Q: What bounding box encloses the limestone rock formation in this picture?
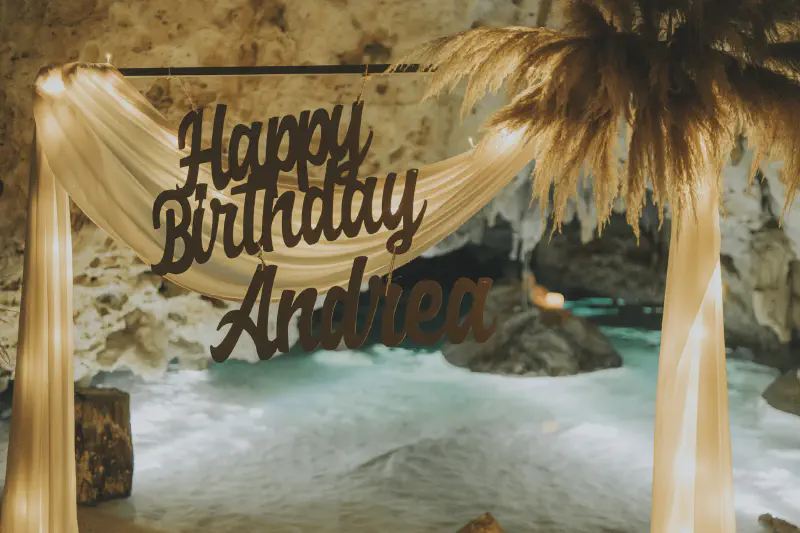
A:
[523,148,800,372]
[457,513,505,533]
[433,128,800,373]
[3,0,798,381]
[74,387,134,505]
[533,209,668,303]
[762,369,800,417]
[442,283,622,376]
[531,211,798,371]
[759,514,800,533]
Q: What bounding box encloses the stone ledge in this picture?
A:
[457,513,505,533]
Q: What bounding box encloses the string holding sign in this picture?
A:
[353,67,401,296]
[165,67,198,113]
[352,66,401,296]
[356,64,371,104]
[385,243,399,296]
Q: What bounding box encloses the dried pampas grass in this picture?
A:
[392,0,800,236]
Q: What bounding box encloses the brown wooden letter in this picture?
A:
[443,278,496,344]
[405,281,444,345]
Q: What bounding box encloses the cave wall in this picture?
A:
[430,134,800,370]
[2,0,798,380]
[0,0,549,379]
[533,148,800,371]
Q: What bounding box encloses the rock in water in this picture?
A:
[762,369,800,417]
[457,513,505,533]
[443,283,622,377]
[74,387,134,505]
[759,514,800,533]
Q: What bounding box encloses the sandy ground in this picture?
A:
[78,508,167,533]
[0,504,165,533]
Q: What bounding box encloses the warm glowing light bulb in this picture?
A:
[544,292,565,309]
[38,72,65,95]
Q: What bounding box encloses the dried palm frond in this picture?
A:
[392,0,800,236]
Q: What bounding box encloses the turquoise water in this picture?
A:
[70,322,800,533]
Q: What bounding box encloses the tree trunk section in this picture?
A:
[535,0,553,27]
[74,387,133,505]
[651,178,736,533]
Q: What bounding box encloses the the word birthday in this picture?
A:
[152,102,497,361]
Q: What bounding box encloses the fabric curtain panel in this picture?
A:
[1,63,735,533]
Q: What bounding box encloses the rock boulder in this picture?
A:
[762,369,800,417]
[442,283,622,377]
[759,514,800,533]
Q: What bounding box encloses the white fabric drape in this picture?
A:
[2,63,538,533]
[651,178,735,533]
[32,64,538,301]
[1,62,736,533]
[0,134,79,533]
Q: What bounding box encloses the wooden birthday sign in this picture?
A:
[151,101,496,361]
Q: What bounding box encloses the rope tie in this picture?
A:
[166,67,197,112]
[356,65,371,103]
[385,243,399,296]
[165,67,197,190]
[353,66,396,294]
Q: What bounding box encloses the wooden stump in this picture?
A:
[74,387,134,506]
[457,513,505,533]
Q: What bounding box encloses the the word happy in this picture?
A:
[151,102,497,361]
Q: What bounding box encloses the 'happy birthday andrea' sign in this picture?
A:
[151,102,497,362]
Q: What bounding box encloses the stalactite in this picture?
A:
[535,0,554,27]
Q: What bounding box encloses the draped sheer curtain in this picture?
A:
[33,64,538,300]
[1,62,734,533]
[1,63,537,533]
[1,134,78,533]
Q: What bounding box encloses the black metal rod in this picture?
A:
[118,63,427,78]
